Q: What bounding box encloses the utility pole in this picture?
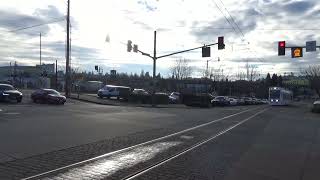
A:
[40,33,42,65]
[152,31,157,107]
[56,60,58,90]
[65,0,70,97]
[13,61,17,86]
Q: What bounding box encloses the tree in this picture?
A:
[304,65,320,97]
[140,70,145,78]
[271,73,278,86]
[145,71,150,78]
[170,58,193,80]
[278,75,283,87]
[266,73,271,87]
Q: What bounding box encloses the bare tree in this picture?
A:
[304,65,320,97]
[245,61,259,81]
[170,58,193,80]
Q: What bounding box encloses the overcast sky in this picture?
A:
[0,0,319,78]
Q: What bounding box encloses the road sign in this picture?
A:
[306,41,316,52]
[291,47,303,58]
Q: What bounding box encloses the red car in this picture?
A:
[31,89,66,105]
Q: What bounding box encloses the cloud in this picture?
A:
[137,0,157,12]
[0,9,50,36]
[283,0,315,14]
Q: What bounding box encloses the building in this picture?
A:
[0,63,55,88]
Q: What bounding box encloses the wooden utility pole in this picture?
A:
[65,0,70,97]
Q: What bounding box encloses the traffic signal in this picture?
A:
[291,47,303,58]
[278,41,285,56]
[127,40,132,52]
[202,46,211,57]
[95,65,98,71]
[218,36,225,50]
[133,44,138,53]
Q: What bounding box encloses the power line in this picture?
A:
[8,17,65,33]
[211,0,238,35]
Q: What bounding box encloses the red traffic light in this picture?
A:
[278,41,286,56]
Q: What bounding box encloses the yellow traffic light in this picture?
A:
[291,47,303,58]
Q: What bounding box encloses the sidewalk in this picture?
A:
[69,93,187,108]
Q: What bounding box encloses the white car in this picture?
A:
[228,98,238,106]
[97,85,131,100]
[169,92,180,103]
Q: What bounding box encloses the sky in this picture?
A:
[0,0,320,78]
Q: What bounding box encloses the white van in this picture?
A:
[97,85,131,100]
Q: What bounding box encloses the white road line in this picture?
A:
[124,108,269,180]
[23,106,264,180]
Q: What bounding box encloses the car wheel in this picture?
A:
[17,98,22,103]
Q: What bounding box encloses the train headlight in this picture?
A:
[276,99,279,102]
[271,99,274,102]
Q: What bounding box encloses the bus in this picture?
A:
[269,87,293,106]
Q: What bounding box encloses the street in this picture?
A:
[0,100,319,180]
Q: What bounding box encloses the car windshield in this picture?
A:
[0,85,14,91]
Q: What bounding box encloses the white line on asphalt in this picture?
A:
[22,106,265,180]
[124,108,269,180]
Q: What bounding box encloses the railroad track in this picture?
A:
[23,106,268,180]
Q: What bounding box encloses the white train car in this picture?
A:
[269,87,293,106]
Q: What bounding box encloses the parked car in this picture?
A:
[211,96,230,106]
[97,85,131,100]
[228,98,238,106]
[129,89,150,104]
[312,100,320,113]
[129,89,169,104]
[169,92,180,104]
[31,89,66,105]
[0,84,23,103]
[237,97,245,105]
[243,97,253,105]
[262,99,269,104]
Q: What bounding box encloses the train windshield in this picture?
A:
[270,90,280,99]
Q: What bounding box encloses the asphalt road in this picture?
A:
[0,99,256,162]
[0,100,319,180]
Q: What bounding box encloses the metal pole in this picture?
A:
[206,60,209,77]
[65,0,70,97]
[40,33,42,65]
[152,31,157,107]
[56,60,58,90]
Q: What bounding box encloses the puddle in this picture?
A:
[44,141,181,180]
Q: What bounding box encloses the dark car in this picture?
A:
[31,89,66,105]
[211,96,229,106]
[312,100,320,113]
[0,84,23,103]
[129,89,150,104]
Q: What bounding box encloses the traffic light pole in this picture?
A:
[135,32,219,107]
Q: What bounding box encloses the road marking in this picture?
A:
[3,112,20,115]
[22,106,265,180]
[124,108,269,180]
